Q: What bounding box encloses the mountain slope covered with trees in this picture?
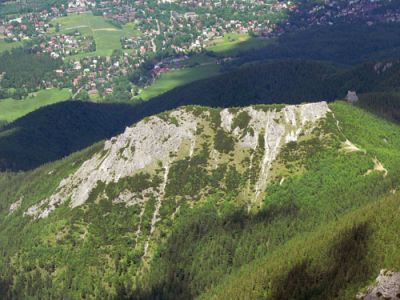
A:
[1,100,400,299]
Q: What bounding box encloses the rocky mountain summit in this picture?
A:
[24,102,330,220]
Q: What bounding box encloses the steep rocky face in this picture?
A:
[357,270,400,300]
[24,102,330,220]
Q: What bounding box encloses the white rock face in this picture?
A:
[9,197,23,214]
[228,102,330,202]
[25,102,330,219]
[357,269,400,300]
[25,111,198,219]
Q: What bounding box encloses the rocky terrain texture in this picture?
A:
[357,270,400,300]
[24,102,330,220]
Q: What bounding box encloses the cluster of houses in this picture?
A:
[36,33,96,58]
[2,0,400,101]
[0,12,53,42]
[94,3,136,24]
[64,54,141,98]
[66,0,95,14]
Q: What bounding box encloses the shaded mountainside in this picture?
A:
[151,60,400,107]
[2,59,400,171]
[1,101,400,299]
[0,101,139,171]
[356,92,400,123]
[232,23,400,65]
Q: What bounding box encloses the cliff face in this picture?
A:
[24,102,330,220]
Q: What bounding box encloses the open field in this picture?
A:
[206,32,272,55]
[137,64,221,100]
[51,12,140,58]
[0,88,71,122]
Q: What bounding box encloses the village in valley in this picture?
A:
[1,0,400,102]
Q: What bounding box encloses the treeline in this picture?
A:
[0,48,62,98]
[356,92,400,123]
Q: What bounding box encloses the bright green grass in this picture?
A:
[181,54,216,66]
[137,63,221,100]
[206,33,272,56]
[51,12,140,58]
[0,37,23,53]
[0,88,71,122]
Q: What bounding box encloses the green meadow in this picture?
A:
[0,37,23,53]
[137,63,221,100]
[206,32,271,55]
[51,12,140,58]
[0,88,71,123]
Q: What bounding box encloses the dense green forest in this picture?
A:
[231,23,400,65]
[1,5,400,299]
[0,49,62,98]
[148,59,400,108]
[356,92,400,123]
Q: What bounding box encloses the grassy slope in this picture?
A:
[0,38,23,53]
[206,33,272,56]
[0,88,71,123]
[138,64,221,100]
[51,12,140,58]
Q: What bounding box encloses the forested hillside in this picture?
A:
[0,101,399,299]
[356,92,400,123]
[232,23,400,65]
[0,49,62,96]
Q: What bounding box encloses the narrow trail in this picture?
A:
[134,203,146,245]
[333,112,388,176]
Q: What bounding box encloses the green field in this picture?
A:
[137,63,221,100]
[0,37,23,53]
[51,12,140,58]
[206,33,272,55]
[0,88,71,123]
[135,34,269,100]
